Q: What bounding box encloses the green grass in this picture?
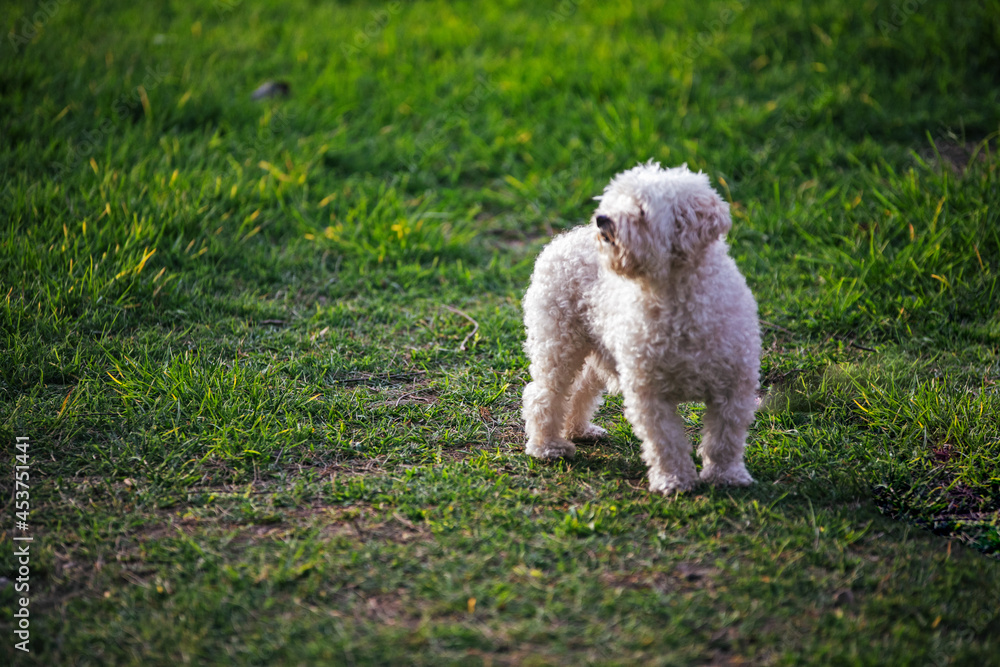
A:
[2,0,1000,664]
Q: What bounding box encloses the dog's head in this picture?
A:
[592,161,731,280]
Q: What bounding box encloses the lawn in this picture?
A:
[2,0,1000,664]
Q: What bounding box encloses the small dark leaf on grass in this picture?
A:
[676,562,711,582]
[931,444,955,462]
[251,81,291,101]
[834,589,855,606]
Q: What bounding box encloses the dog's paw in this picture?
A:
[648,473,698,496]
[700,462,754,487]
[567,422,607,443]
[526,438,577,460]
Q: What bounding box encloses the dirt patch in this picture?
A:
[482,227,551,253]
[598,561,722,593]
[919,138,992,175]
[357,591,409,623]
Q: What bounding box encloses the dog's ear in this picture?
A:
[596,215,615,244]
[672,191,731,259]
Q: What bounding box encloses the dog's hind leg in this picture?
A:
[698,396,755,487]
[622,388,699,494]
[564,355,608,442]
[523,343,589,459]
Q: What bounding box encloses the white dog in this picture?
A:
[521,161,761,495]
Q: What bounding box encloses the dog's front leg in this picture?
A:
[622,387,699,494]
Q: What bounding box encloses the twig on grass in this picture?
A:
[829,334,877,353]
[443,304,479,351]
[392,391,435,407]
[760,320,794,335]
[330,370,425,387]
[119,569,151,588]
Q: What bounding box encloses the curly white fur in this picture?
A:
[521,161,761,495]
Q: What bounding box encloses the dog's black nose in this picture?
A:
[596,215,613,232]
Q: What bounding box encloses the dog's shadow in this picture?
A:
[564,440,889,540]
[558,426,847,508]
[565,437,648,482]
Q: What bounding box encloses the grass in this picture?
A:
[2,0,1000,663]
